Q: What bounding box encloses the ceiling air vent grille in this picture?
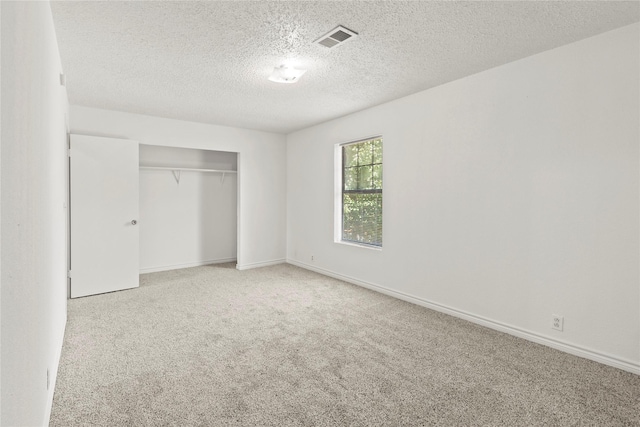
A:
[314,25,358,49]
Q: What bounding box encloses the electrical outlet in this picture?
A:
[552,315,564,331]
[311,255,314,261]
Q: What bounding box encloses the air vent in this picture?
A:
[314,25,358,49]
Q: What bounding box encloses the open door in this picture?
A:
[70,134,139,298]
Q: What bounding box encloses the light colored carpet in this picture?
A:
[50,263,640,426]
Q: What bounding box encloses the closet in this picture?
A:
[69,135,237,298]
[138,144,237,273]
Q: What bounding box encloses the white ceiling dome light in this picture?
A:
[268,65,307,84]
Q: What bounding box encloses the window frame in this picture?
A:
[335,136,383,249]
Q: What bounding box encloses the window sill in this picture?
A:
[334,240,383,251]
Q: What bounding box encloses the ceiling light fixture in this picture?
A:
[268,65,307,84]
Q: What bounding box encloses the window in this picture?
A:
[340,137,382,247]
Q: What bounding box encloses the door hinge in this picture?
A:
[67,270,72,279]
[67,148,71,157]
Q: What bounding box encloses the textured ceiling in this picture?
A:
[50,1,639,134]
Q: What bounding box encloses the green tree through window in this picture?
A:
[342,137,382,246]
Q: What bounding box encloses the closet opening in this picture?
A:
[139,144,238,273]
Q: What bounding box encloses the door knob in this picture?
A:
[131,220,137,225]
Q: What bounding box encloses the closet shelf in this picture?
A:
[140,166,237,173]
[139,166,237,184]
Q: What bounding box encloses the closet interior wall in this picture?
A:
[139,144,238,273]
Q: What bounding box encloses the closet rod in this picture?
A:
[139,166,237,184]
[139,166,237,173]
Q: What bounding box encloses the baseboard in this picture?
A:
[287,259,640,376]
[44,311,67,426]
[140,258,237,274]
[236,258,286,271]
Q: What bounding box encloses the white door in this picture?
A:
[70,134,139,298]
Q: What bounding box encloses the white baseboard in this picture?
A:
[236,258,286,271]
[44,311,67,426]
[287,259,640,376]
[140,257,237,274]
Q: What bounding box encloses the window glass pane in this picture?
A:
[373,139,382,164]
[344,144,358,167]
[358,165,372,190]
[372,164,382,189]
[344,167,359,190]
[342,193,382,246]
[359,140,373,165]
[344,167,358,190]
[342,194,358,242]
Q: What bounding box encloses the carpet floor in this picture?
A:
[50,263,640,426]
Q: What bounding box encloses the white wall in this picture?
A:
[70,106,287,270]
[287,24,640,373]
[139,145,237,272]
[1,2,69,425]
